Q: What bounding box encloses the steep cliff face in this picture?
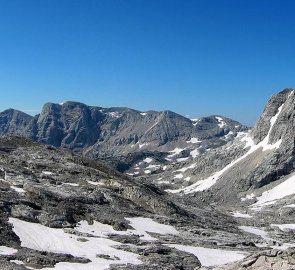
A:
[34,102,103,148]
[251,89,294,145]
[247,88,295,187]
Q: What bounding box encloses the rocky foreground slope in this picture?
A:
[0,136,294,270]
[0,137,258,270]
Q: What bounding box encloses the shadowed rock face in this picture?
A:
[0,109,33,137]
[251,88,295,145]
[34,102,103,148]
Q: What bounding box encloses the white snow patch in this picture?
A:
[9,218,141,270]
[238,226,295,250]
[275,243,295,250]
[87,180,101,186]
[251,174,295,210]
[168,148,185,158]
[284,204,295,208]
[158,180,170,184]
[107,112,122,118]
[144,170,151,174]
[176,163,197,173]
[143,157,153,163]
[125,217,178,240]
[139,143,149,149]
[177,157,189,162]
[225,131,234,139]
[236,131,248,138]
[271,223,295,232]
[75,221,129,238]
[140,112,147,116]
[64,183,79,187]
[162,166,167,170]
[288,90,294,98]
[174,174,183,179]
[146,164,160,169]
[168,244,247,267]
[0,246,17,255]
[191,119,200,126]
[76,217,178,242]
[186,137,202,144]
[239,226,272,241]
[11,186,26,193]
[184,177,191,181]
[42,171,54,175]
[167,104,285,194]
[216,116,226,128]
[190,149,199,158]
[232,212,252,218]
[258,103,284,151]
[241,193,255,202]
[10,260,24,265]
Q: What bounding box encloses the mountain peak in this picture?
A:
[251,88,295,145]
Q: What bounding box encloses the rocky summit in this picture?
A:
[0,89,294,270]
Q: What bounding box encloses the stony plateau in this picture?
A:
[0,89,294,269]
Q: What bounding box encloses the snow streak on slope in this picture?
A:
[125,217,179,241]
[168,244,247,267]
[0,246,17,255]
[168,103,285,194]
[232,212,252,218]
[250,173,295,210]
[239,225,295,250]
[271,224,295,231]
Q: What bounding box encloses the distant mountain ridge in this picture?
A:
[0,102,247,163]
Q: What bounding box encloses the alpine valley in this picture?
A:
[0,88,295,270]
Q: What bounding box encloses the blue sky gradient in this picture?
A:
[0,0,295,125]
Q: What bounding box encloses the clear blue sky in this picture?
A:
[0,0,295,125]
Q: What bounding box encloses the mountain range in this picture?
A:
[0,88,294,270]
[0,102,247,170]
